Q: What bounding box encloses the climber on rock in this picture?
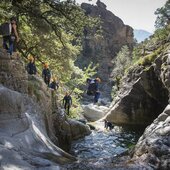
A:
[42,62,51,86]
[87,77,101,103]
[49,77,59,90]
[1,17,19,56]
[63,92,72,115]
[93,78,101,103]
[27,55,37,75]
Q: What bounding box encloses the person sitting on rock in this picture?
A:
[42,63,51,86]
[49,77,59,90]
[27,55,37,75]
[2,17,19,56]
[63,92,72,115]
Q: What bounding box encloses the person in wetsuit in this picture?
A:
[63,92,72,115]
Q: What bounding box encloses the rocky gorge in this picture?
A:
[0,0,170,169]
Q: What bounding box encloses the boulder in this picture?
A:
[82,104,109,121]
[68,119,91,140]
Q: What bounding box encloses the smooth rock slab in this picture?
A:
[82,104,109,121]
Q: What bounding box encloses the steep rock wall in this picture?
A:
[129,48,170,169]
[106,44,170,126]
[106,64,169,125]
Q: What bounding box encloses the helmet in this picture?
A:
[96,77,101,82]
[28,55,34,62]
[44,63,49,68]
[52,76,57,81]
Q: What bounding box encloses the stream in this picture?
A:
[64,122,144,170]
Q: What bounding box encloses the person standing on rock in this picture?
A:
[63,92,72,115]
[1,17,19,56]
[27,55,37,75]
[42,63,51,86]
[93,78,101,103]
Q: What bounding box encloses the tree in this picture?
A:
[155,0,170,28]
[0,0,98,77]
[111,45,131,78]
[0,0,99,118]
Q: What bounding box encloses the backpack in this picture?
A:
[0,23,11,36]
[87,79,97,96]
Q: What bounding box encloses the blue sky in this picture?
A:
[76,0,167,33]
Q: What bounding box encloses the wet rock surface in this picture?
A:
[130,104,170,169]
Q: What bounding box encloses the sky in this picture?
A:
[76,0,167,33]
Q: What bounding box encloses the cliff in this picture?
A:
[105,30,170,169]
[0,50,91,169]
[76,0,134,98]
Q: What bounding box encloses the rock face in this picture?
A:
[0,50,91,169]
[128,48,170,169]
[106,51,169,126]
[130,104,170,169]
[76,0,134,98]
[0,85,76,170]
[107,43,169,125]
[105,39,170,169]
[0,50,28,93]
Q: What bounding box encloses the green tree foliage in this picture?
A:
[110,45,131,98]
[111,45,131,78]
[155,0,170,28]
[0,0,98,74]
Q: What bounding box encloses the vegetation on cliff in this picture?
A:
[111,0,170,99]
[0,0,99,117]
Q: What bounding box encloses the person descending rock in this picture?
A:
[42,63,51,86]
[27,55,37,75]
[50,77,59,110]
[49,77,59,90]
[87,77,101,103]
[63,92,72,115]
[93,78,101,103]
[0,17,19,56]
